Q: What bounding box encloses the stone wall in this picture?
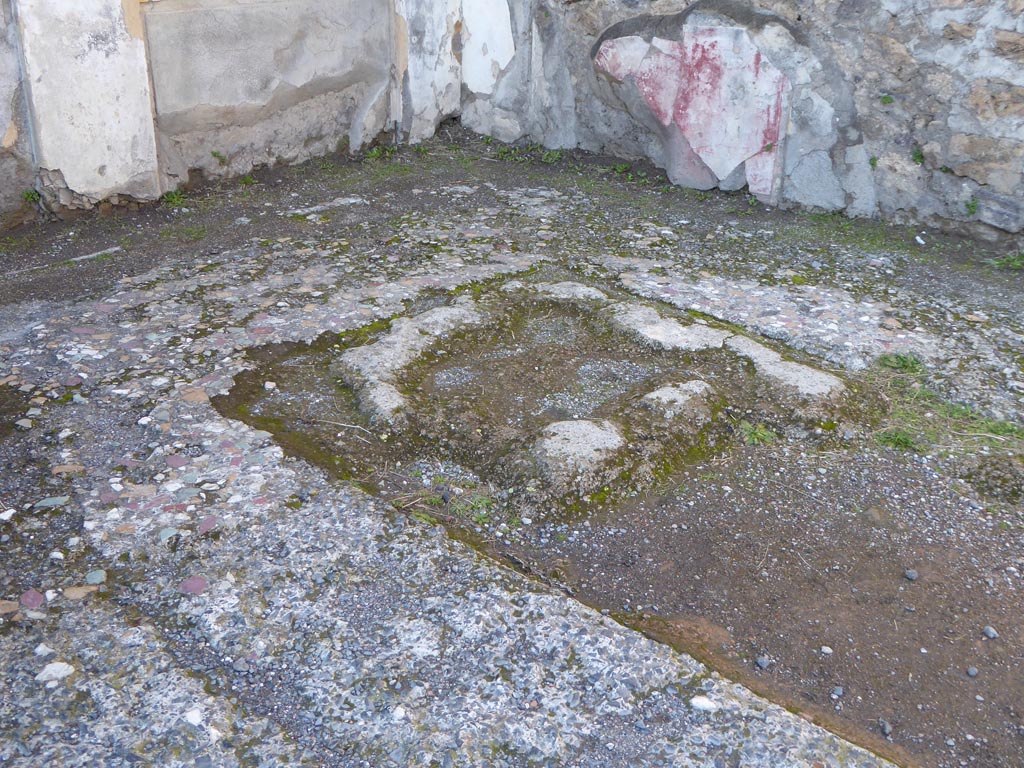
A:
[462,0,1024,238]
[833,0,1024,236]
[0,0,1021,239]
[0,0,33,227]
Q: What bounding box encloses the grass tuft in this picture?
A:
[876,428,919,451]
[738,420,777,445]
[878,352,925,375]
[161,190,187,207]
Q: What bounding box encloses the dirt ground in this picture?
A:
[3,125,1023,767]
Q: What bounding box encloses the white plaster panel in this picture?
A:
[144,0,390,125]
[16,0,160,200]
[461,0,515,96]
[395,0,461,141]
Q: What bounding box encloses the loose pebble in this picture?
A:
[689,696,720,713]
[35,662,74,683]
[178,576,209,595]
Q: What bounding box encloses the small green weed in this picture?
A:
[965,197,978,216]
[410,510,438,525]
[482,135,494,145]
[369,162,413,181]
[450,493,494,520]
[865,356,1024,456]
[540,149,563,164]
[878,353,924,375]
[496,145,529,163]
[0,236,29,253]
[161,190,187,206]
[876,428,919,451]
[365,145,397,160]
[21,189,40,203]
[210,150,228,166]
[690,189,711,202]
[988,252,1024,271]
[869,156,878,169]
[239,175,256,186]
[611,163,630,174]
[880,94,895,105]
[912,147,925,165]
[738,420,777,445]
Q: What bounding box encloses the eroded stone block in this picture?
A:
[610,303,731,352]
[642,381,714,425]
[534,419,625,492]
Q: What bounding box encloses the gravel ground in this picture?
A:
[1,127,1021,767]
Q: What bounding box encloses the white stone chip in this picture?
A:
[689,695,720,712]
[184,707,204,726]
[35,661,74,683]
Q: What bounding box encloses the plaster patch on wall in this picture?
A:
[1,120,14,148]
[144,0,391,177]
[461,0,515,96]
[394,0,461,141]
[16,0,161,200]
[595,26,790,199]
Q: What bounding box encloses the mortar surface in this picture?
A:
[0,128,1022,768]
